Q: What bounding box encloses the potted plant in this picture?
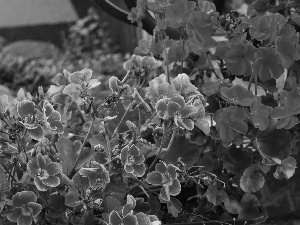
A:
[1,0,300,224]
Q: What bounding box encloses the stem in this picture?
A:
[254,72,258,95]
[163,128,177,161]
[248,73,254,91]
[104,121,112,161]
[69,117,95,178]
[180,37,185,73]
[112,102,133,137]
[163,39,170,83]
[148,133,166,172]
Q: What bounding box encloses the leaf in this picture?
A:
[167,197,182,218]
[136,212,151,225]
[240,167,265,193]
[273,156,297,180]
[65,190,81,207]
[256,128,291,159]
[223,145,253,174]
[250,96,270,131]
[224,195,242,214]
[56,137,94,174]
[164,135,203,168]
[106,196,122,214]
[205,183,229,205]
[238,193,260,219]
[221,85,255,106]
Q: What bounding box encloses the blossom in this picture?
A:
[123,55,162,74]
[17,100,44,140]
[27,153,61,191]
[62,69,101,103]
[121,144,146,177]
[156,95,206,131]
[42,100,64,134]
[146,161,181,201]
[7,191,42,225]
[79,161,110,188]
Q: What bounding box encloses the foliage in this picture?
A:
[1,1,300,225]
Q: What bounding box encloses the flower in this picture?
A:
[17,100,44,140]
[79,161,110,188]
[121,144,146,177]
[27,153,61,191]
[62,69,101,103]
[146,161,181,201]
[123,55,162,75]
[7,191,42,225]
[42,100,64,134]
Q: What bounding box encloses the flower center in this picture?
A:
[38,168,49,180]
[21,205,33,216]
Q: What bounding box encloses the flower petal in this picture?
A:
[27,161,39,177]
[155,99,168,118]
[180,105,198,117]
[125,164,134,174]
[45,162,61,176]
[49,121,64,134]
[7,208,22,222]
[133,153,145,165]
[132,163,146,177]
[167,164,177,179]
[37,153,46,170]
[147,171,163,185]
[17,215,32,225]
[19,191,37,204]
[17,100,35,119]
[129,145,140,156]
[27,202,42,216]
[12,193,23,207]
[42,176,60,187]
[175,118,194,130]
[122,214,138,225]
[27,125,44,140]
[155,162,167,173]
[121,146,129,165]
[69,69,92,84]
[160,186,170,201]
[34,177,49,191]
[109,210,122,225]
[169,179,181,196]
[88,79,101,89]
[43,100,54,117]
[167,101,181,118]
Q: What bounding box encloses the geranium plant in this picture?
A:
[1,0,300,224]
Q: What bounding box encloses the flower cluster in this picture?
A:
[147,161,181,201]
[146,73,209,133]
[121,144,146,177]
[109,195,160,225]
[7,191,42,225]
[27,153,62,191]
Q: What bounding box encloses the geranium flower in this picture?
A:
[123,55,162,75]
[121,144,146,177]
[146,74,177,106]
[146,161,181,201]
[17,100,44,140]
[7,191,42,225]
[42,100,64,134]
[156,95,206,131]
[27,153,61,191]
[79,161,110,188]
[62,69,101,103]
